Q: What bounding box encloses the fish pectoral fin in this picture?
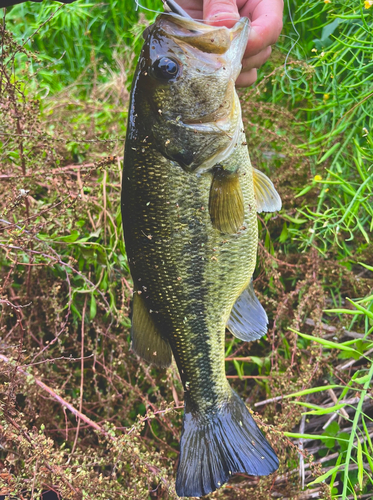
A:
[209,166,244,234]
[131,293,172,368]
[227,281,268,341]
[253,168,282,213]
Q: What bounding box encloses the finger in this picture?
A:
[203,0,240,27]
[236,68,257,87]
[241,45,271,71]
[243,0,283,57]
[175,0,203,19]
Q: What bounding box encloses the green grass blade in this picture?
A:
[289,328,357,352]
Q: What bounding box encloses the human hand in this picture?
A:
[175,0,284,87]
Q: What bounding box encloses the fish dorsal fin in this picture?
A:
[253,168,282,213]
[227,281,268,341]
[131,293,172,368]
[209,166,244,234]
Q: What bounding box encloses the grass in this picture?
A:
[270,0,373,256]
[0,0,372,498]
[5,0,157,93]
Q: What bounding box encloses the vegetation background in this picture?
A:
[0,0,372,498]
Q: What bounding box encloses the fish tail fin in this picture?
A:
[176,390,278,498]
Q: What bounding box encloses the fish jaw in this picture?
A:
[183,91,243,174]
[225,17,250,81]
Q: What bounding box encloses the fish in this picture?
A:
[121,10,281,498]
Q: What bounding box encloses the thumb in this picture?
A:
[203,0,240,27]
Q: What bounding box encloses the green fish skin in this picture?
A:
[122,12,280,498]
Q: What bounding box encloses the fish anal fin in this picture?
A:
[227,281,268,341]
[209,166,244,234]
[131,293,172,368]
[253,168,282,213]
[176,389,279,497]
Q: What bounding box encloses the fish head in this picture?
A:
[132,13,249,172]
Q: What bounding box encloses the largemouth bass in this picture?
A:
[121,11,281,498]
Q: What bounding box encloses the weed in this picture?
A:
[0,1,372,499]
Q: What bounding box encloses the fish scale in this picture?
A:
[124,130,256,411]
[122,12,280,498]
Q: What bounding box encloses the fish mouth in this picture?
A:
[158,13,249,79]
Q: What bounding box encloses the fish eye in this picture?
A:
[153,57,180,80]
